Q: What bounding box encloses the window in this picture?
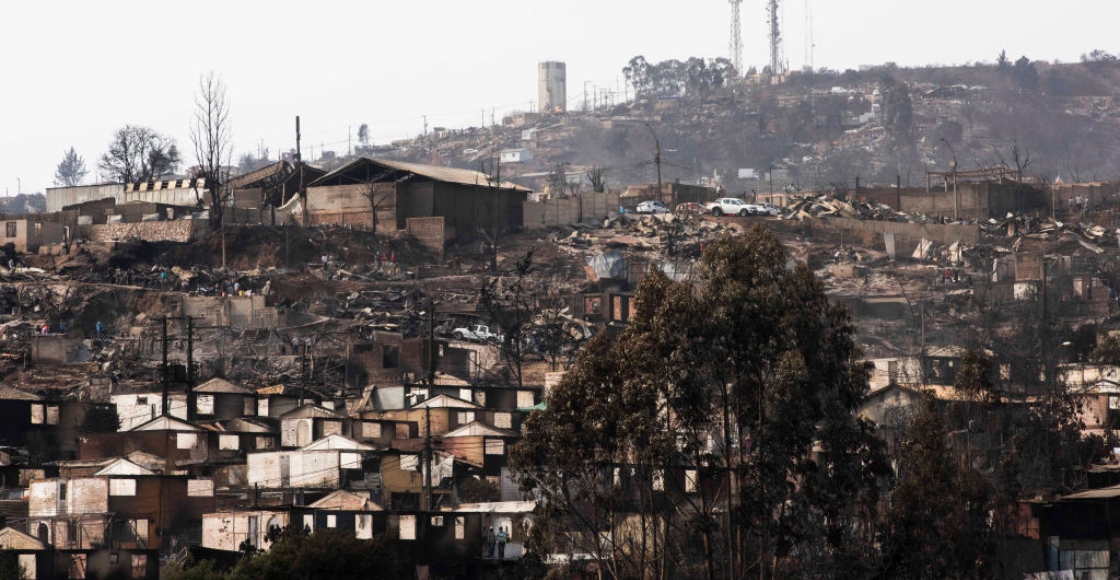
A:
[395,424,410,439]
[399,515,416,540]
[131,554,147,577]
[244,397,256,416]
[652,470,664,491]
[400,455,419,471]
[255,436,274,450]
[58,482,67,501]
[46,406,59,425]
[322,420,342,435]
[431,516,444,527]
[5,222,15,238]
[326,514,337,528]
[30,404,44,424]
[176,433,198,449]
[219,435,240,450]
[455,517,465,540]
[34,223,42,238]
[459,388,472,402]
[356,514,372,539]
[303,514,314,533]
[382,344,399,369]
[586,296,602,315]
[485,439,505,455]
[473,390,486,406]
[257,398,270,416]
[517,390,535,408]
[196,395,214,415]
[362,422,382,439]
[494,412,512,429]
[685,469,699,493]
[110,479,136,496]
[457,411,475,424]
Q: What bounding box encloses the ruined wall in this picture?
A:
[523,191,621,230]
[84,220,209,243]
[807,216,980,254]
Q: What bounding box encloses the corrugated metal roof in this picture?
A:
[1060,484,1120,500]
[311,157,531,192]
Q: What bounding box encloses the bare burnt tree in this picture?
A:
[361,179,392,234]
[477,156,507,273]
[190,71,233,228]
[99,125,180,184]
[586,165,608,193]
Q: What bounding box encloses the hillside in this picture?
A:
[369,57,1120,196]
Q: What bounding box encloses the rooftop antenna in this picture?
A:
[729,0,743,76]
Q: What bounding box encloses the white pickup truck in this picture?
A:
[452,324,503,344]
[705,197,753,216]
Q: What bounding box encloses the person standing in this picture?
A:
[95,321,103,339]
[486,527,496,558]
[496,526,508,559]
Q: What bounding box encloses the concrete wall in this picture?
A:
[523,191,620,229]
[84,220,209,243]
[247,450,341,489]
[807,216,980,253]
[0,219,67,252]
[46,184,126,213]
[181,295,278,329]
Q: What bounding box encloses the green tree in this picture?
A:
[881,394,994,579]
[225,527,412,580]
[53,147,88,187]
[1012,56,1039,91]
[79,404,120,433]
[513,227,889,580]
[0,552,28,580]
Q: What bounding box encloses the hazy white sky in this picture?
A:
[2,0,1116,194]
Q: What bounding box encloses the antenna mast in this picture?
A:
[729,0,743,76]
[768,0,784,75]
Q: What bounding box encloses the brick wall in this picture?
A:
[407,217,448,252]
[523,191,620,229]
[84,220,209,243]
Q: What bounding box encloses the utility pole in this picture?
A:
[422,301,437,512]
[644,123,662,204]
[158,316,200,419]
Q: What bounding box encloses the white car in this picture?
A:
[636,200,670,214]
[746,202,782,216]
[705,198,753,216]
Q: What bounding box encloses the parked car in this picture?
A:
[746,202,782,216]
[675,202,711,214]
[636,200,670,214]
[705,197,753,216]
[452,324,503,343]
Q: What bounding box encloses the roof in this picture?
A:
[412,394,481,410]
[94,458,156,477]
[0,385,41,401]
[444,421,520,439]
[227,161,292,189]
[455,501,538,514]
[280,403,345,420]
[195,378,254,395]
[130,415,203,432]
[205,418,274,433]
[300,434,376,452]
[310,157,531,192]
[1060,484,1120,500]
[307,489,383,511]
[0,526,47,550]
